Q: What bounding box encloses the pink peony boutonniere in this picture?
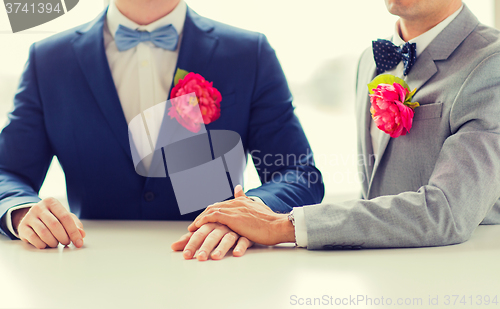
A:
[168,69,222,133]
[368,74,420,138]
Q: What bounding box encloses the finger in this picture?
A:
[19,225,46,249]
[233,237,253,257]
[195,209,234,228]
[193,206,224,228]
[187,221,198,233]
[189,199,242,232]
[171,232,193,251]
[197,226,230,261]
[187,201,228,232]
[183,224,216,260]
[71,214,86,238]
[211,231,239,260]
[39,211,70,246]
[48,203,83,248]
[29,219,58,248]
[187,204,218,233]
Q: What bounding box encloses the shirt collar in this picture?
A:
[393,4,463,57]
[107,0,187,39]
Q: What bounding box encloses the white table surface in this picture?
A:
[1,221,499,309]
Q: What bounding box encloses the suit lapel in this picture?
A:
[369,30,438,190]
[367,52,441,196]
[367,4,479,197]
[146,8,219,179]
[70,7,222,187]
[72,10,132,161]
[161,7,218,148]
[169,7,218,99]
[359,62,377,188]
[405,50,438,95]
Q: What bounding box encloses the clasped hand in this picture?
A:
[171,185,295,260]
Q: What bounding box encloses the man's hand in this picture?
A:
[187,185,295,246]
[171,223,253,261]
[172,186,254,260]
[15,197,86,249]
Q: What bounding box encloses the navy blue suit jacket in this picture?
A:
[0,8,324,239]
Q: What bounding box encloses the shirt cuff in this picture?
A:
[6,203,35,239]
[293,207,308,248]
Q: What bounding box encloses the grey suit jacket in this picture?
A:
[303,5,500,249]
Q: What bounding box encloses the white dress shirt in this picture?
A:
[5,0,188,238]
[105,0,186,126]
[293,5,463,248]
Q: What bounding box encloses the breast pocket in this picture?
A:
[413,102,443,121]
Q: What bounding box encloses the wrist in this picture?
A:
[11,208,30,234]
[273,214,296,244]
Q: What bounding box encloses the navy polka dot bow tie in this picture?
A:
[372,39,417,76]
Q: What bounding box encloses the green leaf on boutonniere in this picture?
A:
[368,74,410,94]
[174,68,190,86]
[406,101,420,109]
[404,88,420,109]
[405,87,417,102]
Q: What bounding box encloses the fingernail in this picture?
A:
[234,247,240,253]
[75,239,83,248]
[212,250,220,258]
[183,249,192,258]
[198,251,207,260]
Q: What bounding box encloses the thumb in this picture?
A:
[234,184,246,198]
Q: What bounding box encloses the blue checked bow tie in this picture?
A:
[114,24,179,52]
[372,39,417,76]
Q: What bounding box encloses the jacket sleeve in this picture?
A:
[303,52,500,249]
[244,34,324,213]
[0,44,53,239]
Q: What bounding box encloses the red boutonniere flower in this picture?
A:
[168,69,222,133]
[368,74,420,138]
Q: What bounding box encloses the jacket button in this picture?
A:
[144,192,155,202]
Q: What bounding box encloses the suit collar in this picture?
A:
[392,5,464,58]
[423,4,478,61]
[106,0,188,39]
[185,7,214,33]
[77,9,107,34]
[76,4,214,34]
[405,4,477,96]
